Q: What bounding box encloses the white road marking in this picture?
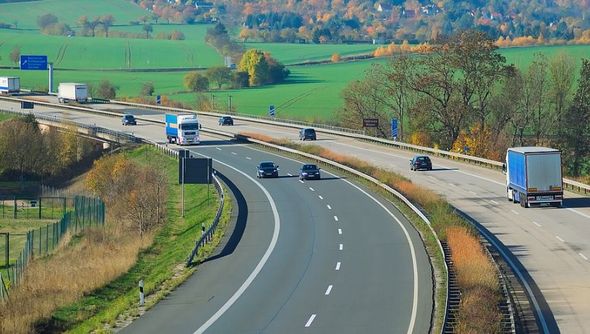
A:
[490,200,499,205]
[231,152,237,155]
[469,191,477,195]
[580,253,589,261]
[299,180,304,184]
[287,173,293,176]
[334,216,339,222]
[190,153,281,334]
[318,195,323,200]
[335,262,341,270]
[567,208,590,220]
[327,204,332,210]
[556,236,565,242]
[448,183,456,187]
[339,244,343,250]
[338,228,342,235]
[305,314,316,327]
[216,147,222,151]
[246,157,252,160]
[325,285,333,295]
[309,187,315,192]
[511,209,519,215]
[533,221,542,227]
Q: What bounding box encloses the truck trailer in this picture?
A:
[57,83,88,103]
[0,76,20,94]
[165,113,200,145]
[504,147,563,208]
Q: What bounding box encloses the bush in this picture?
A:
[93,80,117,99]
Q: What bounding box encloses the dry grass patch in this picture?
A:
[0,228,149,334]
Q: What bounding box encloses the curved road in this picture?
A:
[0,101,433,332]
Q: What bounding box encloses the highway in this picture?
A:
[3,97,590,333]
[0,100,433,333]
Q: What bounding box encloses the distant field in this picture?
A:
[501,45,590,70]
[244,42,380,65]
[0,29,222,69]
[0,0,147,29]
[114,23,211,41]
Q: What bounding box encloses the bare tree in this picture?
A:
[527,54,550,144]
[100,15,115,38]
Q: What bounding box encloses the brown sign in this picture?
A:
[363,118,379,127]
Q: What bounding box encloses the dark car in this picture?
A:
[122,114,137,126]
[410,155,432,171]
[299,128,316,141]
[218,116,234,126]
[257,161,279,178]
[299,164,321,180]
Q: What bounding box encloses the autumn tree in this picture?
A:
[141,82,155,96]
[206,66,232,89]
[239,49,269,86]
[100,15,115,38]
[37,13,58,30]
[184,71,209,92]
[0,117,45,184]
[93,80,117,99]
[9,46,20,65]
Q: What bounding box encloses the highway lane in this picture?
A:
[0,101,433,332]
[4,97,590,332]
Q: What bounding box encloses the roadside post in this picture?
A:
[139,280,144,306]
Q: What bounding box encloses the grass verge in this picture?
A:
[240,131,503,333]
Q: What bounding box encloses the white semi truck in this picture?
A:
[57,83,88,103]
[504,147,563,208]
[0,76,20,94]
[165,113,200,145]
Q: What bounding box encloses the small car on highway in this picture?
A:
[410,155,432,171]
[257,161,279,178]
[121,114,137,126]
[218,115,234,126]
[299,164,321,180]
[299,128,317,141]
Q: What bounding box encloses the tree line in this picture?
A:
[339,30,590,176]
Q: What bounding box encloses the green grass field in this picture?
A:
[0,112,14,122]
[0,0,148,29]
[244,42,380,65]
[502,45,590,69]
[113,23,212,41]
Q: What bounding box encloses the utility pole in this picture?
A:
[228,95,232,113]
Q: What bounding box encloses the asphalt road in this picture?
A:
[0,100,433,333]
[3,97,590,332]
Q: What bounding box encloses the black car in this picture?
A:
[299,164,321,180]
[218,116,234,126]
[122,114,136,126]
[410,155,432,171]
[299,128,316,141]
[257,161,279,178]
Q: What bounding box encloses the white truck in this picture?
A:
[504,147,563,208]
[0,76,20,94]
[165,113,200,145]
[57,83,88,103]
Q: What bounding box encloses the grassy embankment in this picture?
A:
[0,145,232,333]
[241,132,502,333]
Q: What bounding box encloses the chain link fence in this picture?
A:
[0,196,105,299]
[0,196,72,220]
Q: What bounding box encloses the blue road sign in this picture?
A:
[156,95,161,105]
[391,119,398,139]
[19,55,48,70]
[269,105,276,117]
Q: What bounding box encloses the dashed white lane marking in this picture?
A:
[490,200,499,205]
[469,191,477,195]
[448,183,456,187]
[318,195,323,200]
[287,173,293,176]
[299,180,304,184]
[309,187,315,192]
[305,314,316,327]
[556,236,565,242]
[325,285,333,295]
[246,157,252,160]
[231,152,237,155]
[216,147,222,151]
[580,253,588,261]
[339,244,343,250]
[334,216,339,222]
[338,228,342,235]
[533,221,542,227]
[511,209,519,215]
[327,205,332,210]
[335,262,341,270]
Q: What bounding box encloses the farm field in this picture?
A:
[112,23,212,41]
[243,42,380,65]
[501,44,590,70]
[0,0,147,29]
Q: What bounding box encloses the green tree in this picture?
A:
[141,82,155,96]
[184,72,209,92]
[548,52,575,129]
[561,59,590,176]
[206,66,232,89]
[231,71,249,89]
[95,80,117,99]
[238,49,269,86]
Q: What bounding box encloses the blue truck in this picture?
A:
[504,147,563,208]
[165,113,200,145]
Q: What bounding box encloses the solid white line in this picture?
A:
[325,285,333,295]
[318,195,323,200]
[309,187,315,192]
[511,209,519,215]
[335,262,341,270]
[566,208,590,220]
[231,152,237,155]
[299,180,304,184]
[533,221,542,227]
[556,236,565,242]
[448,183,455,187]
[190,153,281,334]
[216,147,222,151]
[339,244,343,250]
[246,157,252,160]
[338,228,342,235]
[305,314,316,327]
[490,200,499,205]
[334,216,339,222]
[327,204,332,210]
[580,253,588,261]
[287,173,293,176]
